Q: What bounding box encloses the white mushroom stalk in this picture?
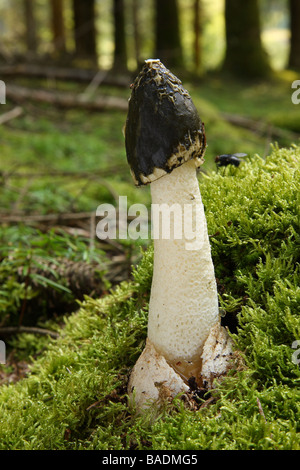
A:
[125,59,232,412]
[148,159,219,380]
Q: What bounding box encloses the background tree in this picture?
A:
[50,0,66,56]
[112,0,127,71]
[288,0,300,70]
[132,0,141,68]
[222,0,271,78]
[154,0,184,69]
[72,0,97,62]
[193,0,202,73]
[23,0,37,54]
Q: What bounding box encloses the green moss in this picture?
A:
[0,145,299,450]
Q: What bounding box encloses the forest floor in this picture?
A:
[0,67,299,386]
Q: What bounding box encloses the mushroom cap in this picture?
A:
[125,59,206,186]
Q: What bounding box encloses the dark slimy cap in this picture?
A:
[125,59,206,186]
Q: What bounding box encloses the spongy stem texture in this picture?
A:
[148,160,219,364]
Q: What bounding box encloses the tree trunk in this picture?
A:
[23,0,37,53]
[112,0,128,71]
[72,0,97,62]
[155,0,184,69]
[193,0,202,73]
[288,0,300,70]
[132,0,141,68]
[222,0,271,79]
[50,0,66,54]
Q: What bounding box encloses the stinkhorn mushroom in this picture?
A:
[125,59,233,411]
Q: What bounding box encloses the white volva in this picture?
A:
[148,160,219,377]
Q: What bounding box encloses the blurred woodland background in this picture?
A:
[0,0,299,75]
[0,0,299,382]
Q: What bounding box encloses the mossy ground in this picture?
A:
[0,144,299,450]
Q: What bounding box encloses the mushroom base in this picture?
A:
[128,322,234,412]
[127,339,189,413]
[169,355,203,388]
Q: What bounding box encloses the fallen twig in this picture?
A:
[1,165,129,180]
[0,106,23,125]
[0,210,142,225]
[0,326,59,339]
[221,111,300,141]
[6,84,128,112]
[0,210,94,224]
[0,64,131,88]
[256,396,267,423]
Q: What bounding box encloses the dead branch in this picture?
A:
[0,106,23,125]
[0,64,131,88]
[0,210,94,224]
[1,165,129,180]
[0,210,139,225]
[221,111,300,141]
[6,84,128,112]
[256,397,267,423]
[0,326,59,339]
